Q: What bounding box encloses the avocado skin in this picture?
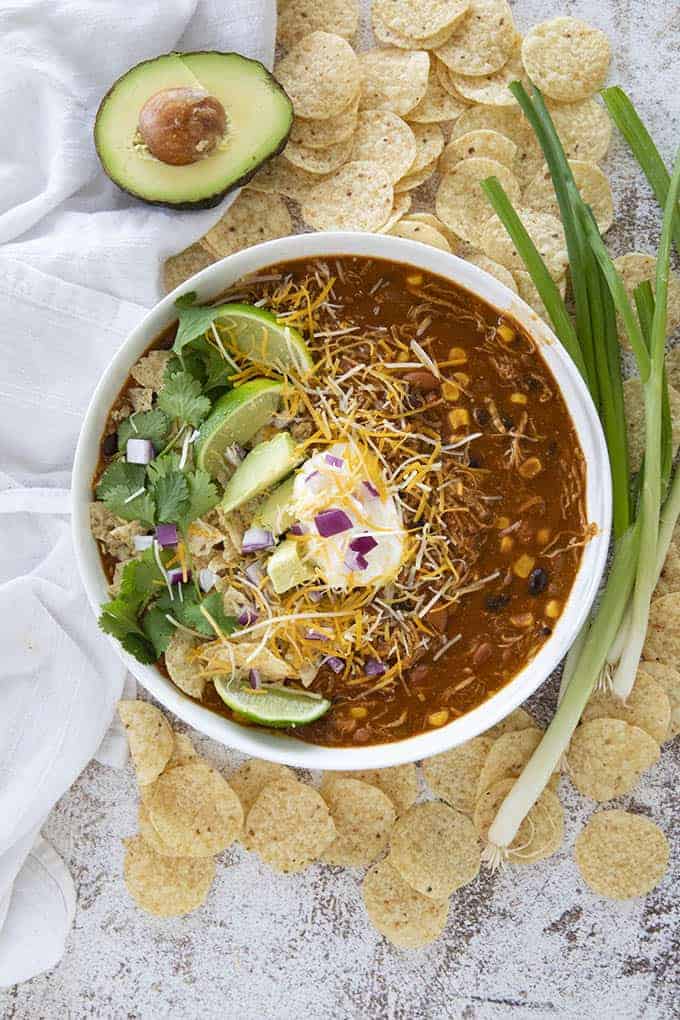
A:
[94,51,293,211]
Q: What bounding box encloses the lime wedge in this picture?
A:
[214,678,331,728]
[195,378,283,476]
[213,303,313,378]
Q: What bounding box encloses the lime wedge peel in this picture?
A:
[214,678,331,728]
[195,377,283,476]
[213,303,313,378]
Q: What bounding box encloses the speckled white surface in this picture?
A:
[2,1,680,1017]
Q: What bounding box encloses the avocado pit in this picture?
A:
[138,87,227,166]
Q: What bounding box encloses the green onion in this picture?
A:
[610,150,680,699]
[602,86,680,254]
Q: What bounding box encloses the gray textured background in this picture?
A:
[2,1,679,1017]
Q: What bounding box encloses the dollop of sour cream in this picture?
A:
[291,441,406,590]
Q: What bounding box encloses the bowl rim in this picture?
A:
[72,231,612,770]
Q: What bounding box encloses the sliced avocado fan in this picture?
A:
[94,51,293,208]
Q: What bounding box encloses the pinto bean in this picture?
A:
[403,370,440,392]
[472,642,492,666]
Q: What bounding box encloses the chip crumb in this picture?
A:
[363,857,449,949]
[123,835,215,916]
[567,718,660,802]
[389,801,480,899]
[321,777,396,867]
[118,700,174,786]
[574,810,669,900]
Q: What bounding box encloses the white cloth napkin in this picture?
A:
[0,0,276,986]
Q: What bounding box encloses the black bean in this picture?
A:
[501,415,514,429]
[474,406,490,426]
[468,455,482,468]
[102,432,118,456]
[528,567,549,595]
[485,593,510,612]
[541,625,552,636]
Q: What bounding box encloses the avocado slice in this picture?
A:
[267,539,315,595]
[222,432,302,512]
[94,51,293,209]
[253,476,297,537]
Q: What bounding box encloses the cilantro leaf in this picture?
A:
[147,452,181,481]
[177,469,219,530]
[96,461,146,500]
[101,485,155,525]
[167,337,234,394]
[142,606,176,657]
[117,409,171,452]
[156,586,236,638]
[119,550,167,607]
[98,550,169,663]
[158,371,211,426]
[152,470,190,524]
[121,632,157,664]
[173,293,222,357]
[201,591,238,636]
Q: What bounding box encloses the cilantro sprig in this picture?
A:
[158,371,211,427]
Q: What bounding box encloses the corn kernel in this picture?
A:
[448,346,468,364]
[442,380,460,401]
[495,515,510,530]
[407,272,423,286]
[518,457,542,479]
[510,612,534,628]
[454,480,464,497]
[500,535,514,553]
[510,392,528,405]
[454,372,470,386]
[545,600,561,619]
[448,407,470,430]
[537,527,551,544]
[497,323,516,344]
[428,709,449,727]
[350,706,368,719]
[398,350,409,362]
[513,553,535,578]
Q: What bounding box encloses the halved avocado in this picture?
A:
[94,51,293,209]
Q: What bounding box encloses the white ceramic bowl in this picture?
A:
[72,232,611,770]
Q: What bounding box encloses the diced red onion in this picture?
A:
[199,568,217,592]
[133,535,154,552]
[325,454,344,468]
[349,534,378,555]
[244,562,264,585]
[361,480,379,499]
[224,443,246,468]
[248,669,261,690]
[167,567,190,586]
[305,470,320,483]
[288,522,307,536]
[304,628,328,641]
[315,508,353,537]
[344,550,369,572]
[364,658,386,677]
[242,527,275,553]
[126,438,154,464]
[323,656,345,674]
[155,523,178,547]
[308,588,325,603]
[238,607,259,626]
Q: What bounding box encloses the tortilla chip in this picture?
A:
[164,631,206,699]
[123,835,215,916]
[358,48,430,117]
[163,243,214,294]
[277,0,359,49]
[228,758,295,848]
[575,810,669,899]
[247,156,327,202]
[165,732,198,769]
[474,779,564,864]
[148,761,243,856]
[324,764,418,814]
[301,160,394,231]
[372,2,461,51]
[289,97,359,150]
[138,802,176,857]
[440,129,517,173]
[284,135,353,175]
[567,718,660,801]
[448,104,543,185]
[581,671,671,744]
[655,542,680,597]
[515,269,567,323]
[523,160,613,234]
[422,735,495,815]
[641,661,680,739]
[389,801,480,898]
[613,253,680,350]
[118,700,174,786]
[378,193,413,233]
[321,777,396,867]
[246,777,336,873]
[407,211,462,249]
[643,593,680,664]
[436,157,520,245]
[274,31,360,120]
[351,109,418,183]
[480,209,568,280]
[446,40,526,107]
[521,17,611,103]
[379,0,469,41]
[202,191,292,258]
[623,376,680,474]
[477,727,559,796]
[362,858,449,948]
[390,219,452,251]
[394,160,438,193]
[407,64,468,123]
[486,706,536,738]
[548,98,612,163]
[409,122,445,174]
[435,0,516,77]
[463,250,518,293]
